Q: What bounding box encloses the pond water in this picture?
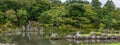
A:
[0,32,120,45]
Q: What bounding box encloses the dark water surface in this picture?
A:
[0,32,120,45]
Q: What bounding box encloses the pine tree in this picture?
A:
[82,0,89,4]
[66,0,83,4]
[91,0,101,9]
[91,0,102,29]
[103,0,116,29]
[104,0,115,11]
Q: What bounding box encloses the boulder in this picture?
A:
[109,34,117,39]
[101,33,108,39]
[74,31,83,39]
[66,35,74,39]
[49,33,59,40]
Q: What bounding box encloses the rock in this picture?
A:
[91,35,97,39]
[102,33,107,36]
[49,33,59,40]
[109,34,117,39]
[74,31,83,39]
[116,36,120,40]
[90,31,95,36]
[96,35,100,39]
[66,35,74,39]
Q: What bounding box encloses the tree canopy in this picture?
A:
[0,0,120,31]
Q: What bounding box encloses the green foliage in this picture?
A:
[91,0,101,8]
[5,9,17,23]
[0,0,119,32]
[16,9,28,26]
[104,0,115,11]
[0,11,5,25]
[67,3,85,17]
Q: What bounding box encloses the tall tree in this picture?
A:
[91,0,101,9]
[104,0,115,11]
[91,0,102,29]
[0,11,5,26]
[26,0,50,21]
[82,0,89,4]
[65,0,83,4]
[102,0,116,29]
[66,3,87,29]
[50,0,62,6]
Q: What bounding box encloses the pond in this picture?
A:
[0,32,120,45]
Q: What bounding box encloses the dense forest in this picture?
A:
[0,0,120,32]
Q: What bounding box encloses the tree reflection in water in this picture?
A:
[0,32,120,45]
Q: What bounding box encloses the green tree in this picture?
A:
[5,9,17,24]
[91,0,102,29]
[65,0,84,4]
[82,0,89,4]
[16,8,28,26]
[91,0,101,9]
[26,0,50,21]
[0,11,5,26]
[104,0,115,11]
[102,0,116,29]
[38,4,66,28]
[66,3,93,30]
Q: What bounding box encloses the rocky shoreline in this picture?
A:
[50,31,120,40]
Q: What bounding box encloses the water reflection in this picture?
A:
[0,32,120,45]
[0,43,15,45]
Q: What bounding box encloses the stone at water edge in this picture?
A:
[49,33,59,40]
[66,35,74,39]
[90,31,95,36]
[74,31,82,39]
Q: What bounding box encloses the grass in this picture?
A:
[79,43,120,45]
[106,43,120,45]
[81,34,90,36]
